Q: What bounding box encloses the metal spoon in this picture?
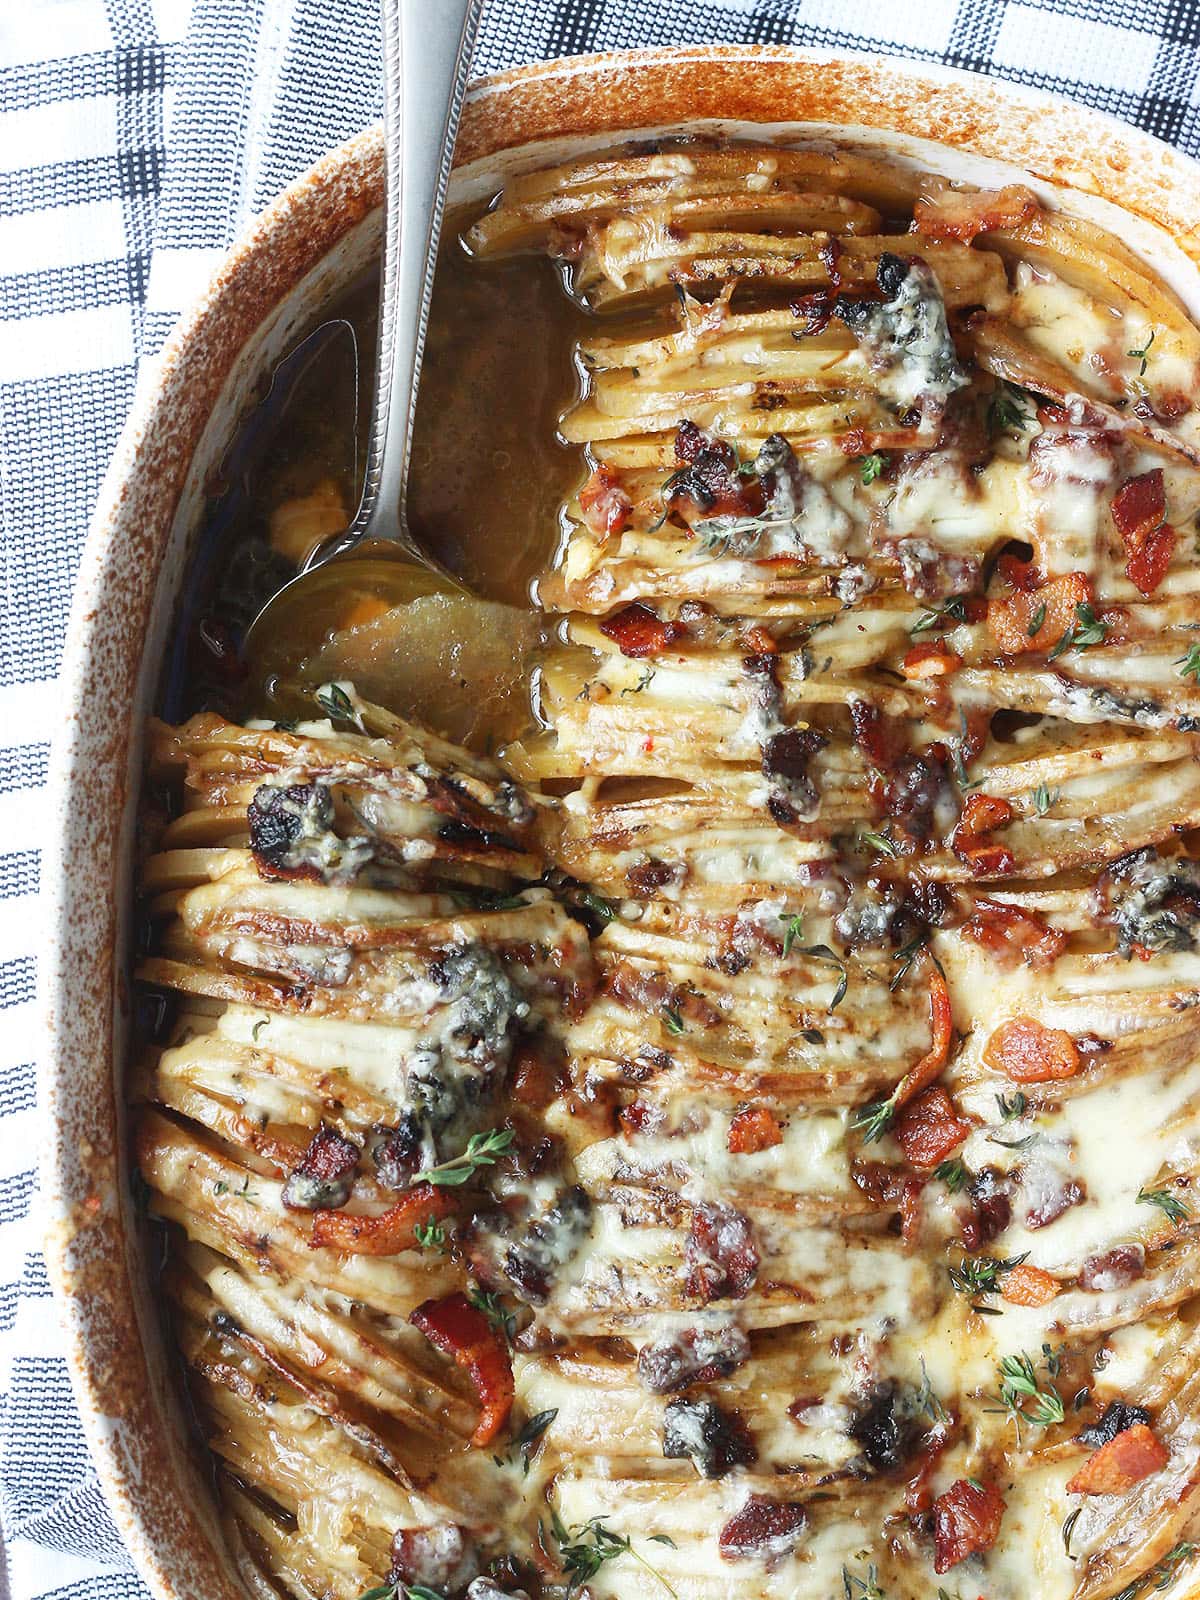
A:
[245,0,484,666]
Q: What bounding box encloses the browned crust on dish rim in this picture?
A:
[39,45,1200,1600]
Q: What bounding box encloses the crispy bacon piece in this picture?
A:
[579,464,633,538]
[1025,1176,1085,1230]
[848,701,958,848]
[718,1496,808,1561]
[984,1016,1081,1083]
[389,1525,476,1592]
[281,1123,360,1212]
[902,641,962,679]
[410,1291,514,1447]
[1079,1244,1145,1291]
[961,1167,1013,1251]
[309,1184,454,1255]
[670,420,766,520]
[728,1106,783,1154]
[962,900,1066,970]
[1002,1263,1061,1307]
[1127,526,1176,596]
[913,184,1038,242]
[891,955,954,1110]
[509,1041,566,1109]
[988,571,1093,655]
[996,553,1042,592]
[1112,468,1176,597]
[957,792,1015,836]
[952,792,1016,876]
[637,1324,752,1394]
[1067,1422,1168,1495]
[686,1203,759,1301]
[932,1477,1006,1573]
[852,1161,927,1247]
[600,602,686,659]
[895,1086,973,1170]
[1112,469,1166,544]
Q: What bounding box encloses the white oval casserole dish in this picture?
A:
[39,45,1200,1600]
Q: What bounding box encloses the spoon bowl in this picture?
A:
[244,0,484,668]
[246,547,463,697]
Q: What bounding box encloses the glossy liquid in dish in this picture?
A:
[168,222,588,741]
[136,142,1200,1600]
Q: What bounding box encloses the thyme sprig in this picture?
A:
[1047,603,1107,660]
[988,1350,1065,1442]
[549,1511,677,1599]
[466,1283,517,1346]
[414,1127,515,1187]
[948,1252,1029,1297]
[314,681,365,730]
[853,1094,899,1144]
[1113,1541,1197,1600]
[842,1562,887,1598]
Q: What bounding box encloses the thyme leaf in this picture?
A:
[779,911,805,958]
[857,453,887,486]
[797,943,849,1011]
[934,1158,970,1194]
[859,829,899,858]
[314,681,362,728]
[852,1094,898,1144]
[911,595,969,636]
[1048,603,1108,660]
[414,1220,446,1252]
[996,1090,1028,1121]
[842,1563,887,1599]
[1137,1185,1191,1225]
[988,382,1035,435]
[1127,329,1157,378]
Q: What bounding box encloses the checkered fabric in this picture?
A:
[1,0,1198,1595]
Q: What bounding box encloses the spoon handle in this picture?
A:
[345,0,484,557]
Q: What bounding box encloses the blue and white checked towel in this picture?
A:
[2,1,1199,1596]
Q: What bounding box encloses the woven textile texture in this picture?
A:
[1,0,1199,1595]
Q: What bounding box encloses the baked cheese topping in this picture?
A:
[136,144,1200,1600]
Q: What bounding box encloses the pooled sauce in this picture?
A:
[166,213,589,736]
